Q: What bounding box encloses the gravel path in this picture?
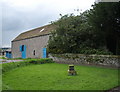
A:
[0,59,23,64]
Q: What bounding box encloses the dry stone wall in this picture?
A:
[49,54,120,68]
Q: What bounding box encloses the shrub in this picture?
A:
[2,58,54,73]
[7,57,24,60]
[79,48,113,55]
[28,58,54,64]
[0,57,6,59]
[2,60,31,73]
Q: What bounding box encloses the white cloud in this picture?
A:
[2,0,95,11]
[1,0,95,47]
[2,0,41,8]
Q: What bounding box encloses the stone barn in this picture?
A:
[12,24,55,58]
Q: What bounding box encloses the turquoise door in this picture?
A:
[42,48,47,58]
[6,52,12,58]
[20,45,26,58]
[6,52,9,58]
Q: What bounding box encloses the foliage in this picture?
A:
[0,57,6,59]
[2,58,54,73]
[2,61,31,73]
[48,12,99,54]
[2,63,119,90]
[88,2,120,55]
[78,47,113,55]
[47,2,120,55]
[28,58,54,64]
[7,57,23,60]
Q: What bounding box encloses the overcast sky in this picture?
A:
[1,0,95,48]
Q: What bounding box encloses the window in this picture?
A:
[2,52,4,55]
[21,45,24,51]
[33,50,35,55]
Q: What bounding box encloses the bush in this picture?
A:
[7,57,23,60]
[2,60,31,73]
[79,48,113,55]
[28,58,54,64]
[0,57,6,59]
[2,58,54,73]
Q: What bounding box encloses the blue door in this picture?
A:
[6,52,9,58]
[9,52,12,58]
[20,45,26,58]
[42,48,47,58]
[6,52,12,58]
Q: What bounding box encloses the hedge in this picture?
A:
[2,58,54,73]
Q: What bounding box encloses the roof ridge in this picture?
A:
[21,24,51,34]
[12,24,55,42]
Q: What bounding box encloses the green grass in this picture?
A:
[2,63,119,90]
[0,57,6,59]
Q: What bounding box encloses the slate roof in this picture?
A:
[12,24,55,42]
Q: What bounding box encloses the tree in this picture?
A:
[47,11,111,54]
[88,2,120,54]
[47,2,120,55]
[48,14,84,53]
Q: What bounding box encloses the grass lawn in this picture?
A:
[2,63,119,90]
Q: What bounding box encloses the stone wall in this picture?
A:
[49,54,120,68]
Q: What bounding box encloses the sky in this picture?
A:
[1,0,95,48]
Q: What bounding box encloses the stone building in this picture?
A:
[0,48,11,58]
[12,24,55,58]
